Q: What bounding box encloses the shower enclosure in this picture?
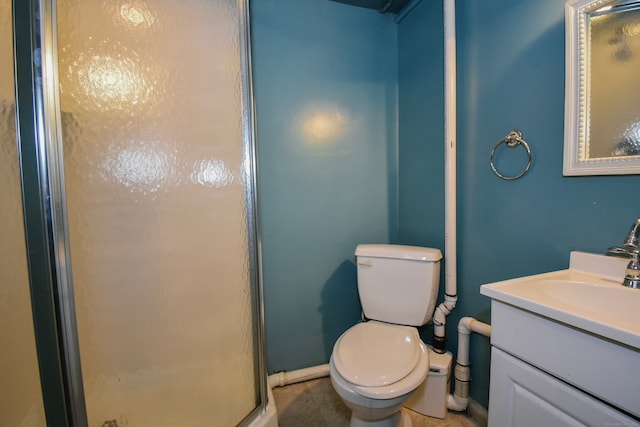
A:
[4,0,274,425]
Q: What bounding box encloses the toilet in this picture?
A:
[330,244,443,427]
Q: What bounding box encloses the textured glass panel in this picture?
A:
[589,8,640,158]
[57,0,257,425]
[0,1,47,425]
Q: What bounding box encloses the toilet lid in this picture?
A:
[333,322,420,387]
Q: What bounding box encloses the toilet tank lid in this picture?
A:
[355,244,442,262]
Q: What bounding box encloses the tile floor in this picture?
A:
[272,377,480,427]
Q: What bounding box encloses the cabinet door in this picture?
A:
[488,347,637,427]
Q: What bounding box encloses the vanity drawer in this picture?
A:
[491,301,639,417]
[488,347,636,427]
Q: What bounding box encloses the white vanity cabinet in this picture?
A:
[480,252,640,427]
[487,301,638,427]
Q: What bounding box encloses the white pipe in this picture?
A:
[447,317,491,412]
[267,364,330,389]
[434,0,458,350]
[439,1,492,417]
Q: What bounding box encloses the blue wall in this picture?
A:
[398,0,640,408]
[398,1,445,249]
[253,0,640,408]
[396,0,446,352]
[250,0,399,373]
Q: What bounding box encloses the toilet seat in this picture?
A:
[332,321,429,400]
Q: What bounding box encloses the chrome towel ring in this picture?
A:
[490,130,532,180]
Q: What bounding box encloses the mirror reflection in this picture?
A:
[589,3,640,158]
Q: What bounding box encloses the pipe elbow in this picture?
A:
[268,371,287,389]
[457,316,474,335]
[457,317,491,337]
[447,393,468,412]
[435,297,457,323]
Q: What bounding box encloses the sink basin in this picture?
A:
[536,278,639,331]
[480,252,640,349]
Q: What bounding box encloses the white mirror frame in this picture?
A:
[564,0,640,175]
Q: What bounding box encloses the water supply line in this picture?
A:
[448,317,491,411]
[433,0,458,354]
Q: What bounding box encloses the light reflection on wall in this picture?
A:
[299,105,347,143]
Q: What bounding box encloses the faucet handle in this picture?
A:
[622,249,640,289]
[623,218,640,248]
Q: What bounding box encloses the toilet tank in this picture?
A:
[355,244,442,327]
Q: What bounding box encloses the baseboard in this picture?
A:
[467,398,488,427]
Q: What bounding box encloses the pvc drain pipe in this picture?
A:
[447,317,491,411]
[267,364,330,389]
[433,0,459,354]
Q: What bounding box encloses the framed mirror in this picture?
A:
[565,0,640,175]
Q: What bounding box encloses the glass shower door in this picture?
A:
[52,0,262,425]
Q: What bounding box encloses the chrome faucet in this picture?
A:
[622,218,640,289]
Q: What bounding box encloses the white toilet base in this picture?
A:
[349,410,411,427]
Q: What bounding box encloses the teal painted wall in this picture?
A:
[398,0,640,408]
[250,0,399,373]
[398,1,444,248]
[253,0,640,407]
[397,0,445,351]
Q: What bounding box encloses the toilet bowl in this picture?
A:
[329,321,429,427]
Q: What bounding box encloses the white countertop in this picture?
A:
[480,252,640,350]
